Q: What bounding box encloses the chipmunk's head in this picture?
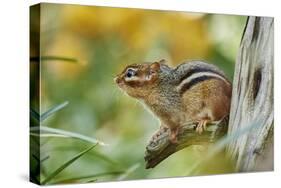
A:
[115,60,165,98]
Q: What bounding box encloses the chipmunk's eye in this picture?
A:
[126,69,136,78]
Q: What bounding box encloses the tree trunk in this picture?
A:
[226,16,274,172]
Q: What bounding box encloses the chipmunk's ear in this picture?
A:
[146,62,160,82]
[150,62,160,72]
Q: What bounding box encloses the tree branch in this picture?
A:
[144,119,228,169]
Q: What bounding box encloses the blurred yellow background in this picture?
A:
[31,3,247,184]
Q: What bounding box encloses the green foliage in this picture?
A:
[117,164,141,181]
[40,101,69,121]
[30,102,117,184]
[30,56,78,63]
[41,144,97,185]
[30,126,104,145]
[30,108,40,122]
[51,171,124,184]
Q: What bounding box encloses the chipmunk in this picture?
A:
[114,59,232,143]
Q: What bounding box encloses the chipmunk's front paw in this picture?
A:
[169,134,178,144]
[169,127,179,144]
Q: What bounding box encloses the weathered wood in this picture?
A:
[144,16,274,171]
[145,119,228,169]
[226,16,274,171]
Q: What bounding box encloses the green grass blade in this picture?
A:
[32,154,49,163]
[87,149,117,165]
[117,163,140,181]
[41,101,69,121]
[30,108,40,122]
[32,154,40,163]
[51,171,124,184]
[30,126,106,146]
[43,146,118,166]
[85,179,97,183]
[40,156,50,163]
[41,144,97,185]
[30,132,69,138]
[30,56,78,63]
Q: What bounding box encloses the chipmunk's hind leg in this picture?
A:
[195,119,210,134]
[193,106,212,134]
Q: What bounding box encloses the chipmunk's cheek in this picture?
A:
[117,82,125,89]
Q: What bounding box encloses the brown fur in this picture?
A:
[115,62,161,98]
[115,60,232,141]
[182,79,231,122]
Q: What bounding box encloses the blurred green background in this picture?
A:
[30,3,247,184]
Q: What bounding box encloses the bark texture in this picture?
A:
[226,16,274,172]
